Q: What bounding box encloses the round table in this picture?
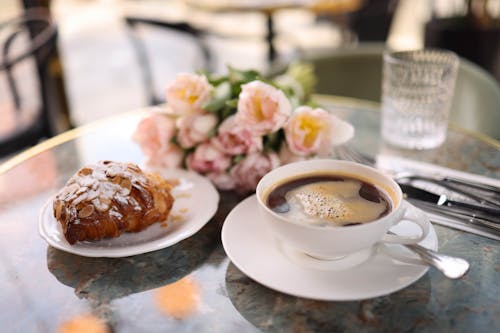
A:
[0,96,498,332]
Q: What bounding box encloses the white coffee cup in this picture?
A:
[256,159,430,259]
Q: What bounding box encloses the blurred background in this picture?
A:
[1,0,499,157]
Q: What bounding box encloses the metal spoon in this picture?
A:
[389,232,470,279]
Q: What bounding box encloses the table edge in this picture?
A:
[0,110,145,175]
[1,95,498,176]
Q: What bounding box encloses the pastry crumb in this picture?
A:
[175,192,192,199]
[170,214,185,223]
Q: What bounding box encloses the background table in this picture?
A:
[182,0,363,62]
[0,96,498,332]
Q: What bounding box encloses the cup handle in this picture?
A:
[381,201,430,245]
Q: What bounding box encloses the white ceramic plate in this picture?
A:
[222,195,438,301]
[39,169,219,257]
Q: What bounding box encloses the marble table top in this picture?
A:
[0,96,498,332]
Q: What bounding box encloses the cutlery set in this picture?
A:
[396,172,500,207]
[398,183,500,234]
[398,176,500,236]
[334,146,500,238]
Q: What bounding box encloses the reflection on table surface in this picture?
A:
[0,96,498,332]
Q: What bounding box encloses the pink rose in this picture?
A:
[147,144,184,169]
[230,152,281,193]
[212,116,262,155]
[166,73,213,115]
[235,80,291,135]
[285,106,354,157]
[186,141,231,174]
[133,113,183,168]
[176,114,218,149]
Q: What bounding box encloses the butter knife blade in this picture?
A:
[408,198,500,233]
[399,183,500,220]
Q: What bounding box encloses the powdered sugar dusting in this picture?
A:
[58,161,150,214]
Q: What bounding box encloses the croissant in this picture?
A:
[53,161,174,244]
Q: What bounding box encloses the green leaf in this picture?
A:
[203,81,231,113]
[208,76,228,86]
[305,99,320,108]
[231,84,243,99]
[198,70,227,86]
[228,66,261,85]
[170,135,180,146]
[207,126,217,138]
[225,99,238,108]
[232,155,245,164]
[285,62,316,99]
[221,105,236,119]
[288,95,300,110]
[263,130,284,152]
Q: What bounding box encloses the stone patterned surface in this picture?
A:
[0,105,498,332]
[225,224,500,333]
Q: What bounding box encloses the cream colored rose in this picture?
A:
[166,73,213,115]
[235,80,291,135]
[285,106,354,157]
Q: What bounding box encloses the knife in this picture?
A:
[443,176,500,196]
[395,174,500,207]
[407,197,500,234]
[395,172,500,198]
[399,183,500,220]
[433,181,500,208]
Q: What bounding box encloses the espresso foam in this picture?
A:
[283,180,388,226]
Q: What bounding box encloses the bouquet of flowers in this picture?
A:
[133,64,354,193]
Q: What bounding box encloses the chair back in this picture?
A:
[450,59,500,140]
[125,17,212,106]
[309,46,383,102]
[0,8,60,157]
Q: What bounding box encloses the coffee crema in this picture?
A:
[265,173,392,227]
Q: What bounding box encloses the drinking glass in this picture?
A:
[381,49,459,149]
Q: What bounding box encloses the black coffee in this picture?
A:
[265,173,391,227]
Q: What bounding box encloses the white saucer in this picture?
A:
[39,169,219,258]
[221,195,438,301]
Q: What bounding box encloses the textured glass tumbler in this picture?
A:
[381,49,459,149]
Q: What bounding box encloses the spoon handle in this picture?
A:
[404,243,470,279]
